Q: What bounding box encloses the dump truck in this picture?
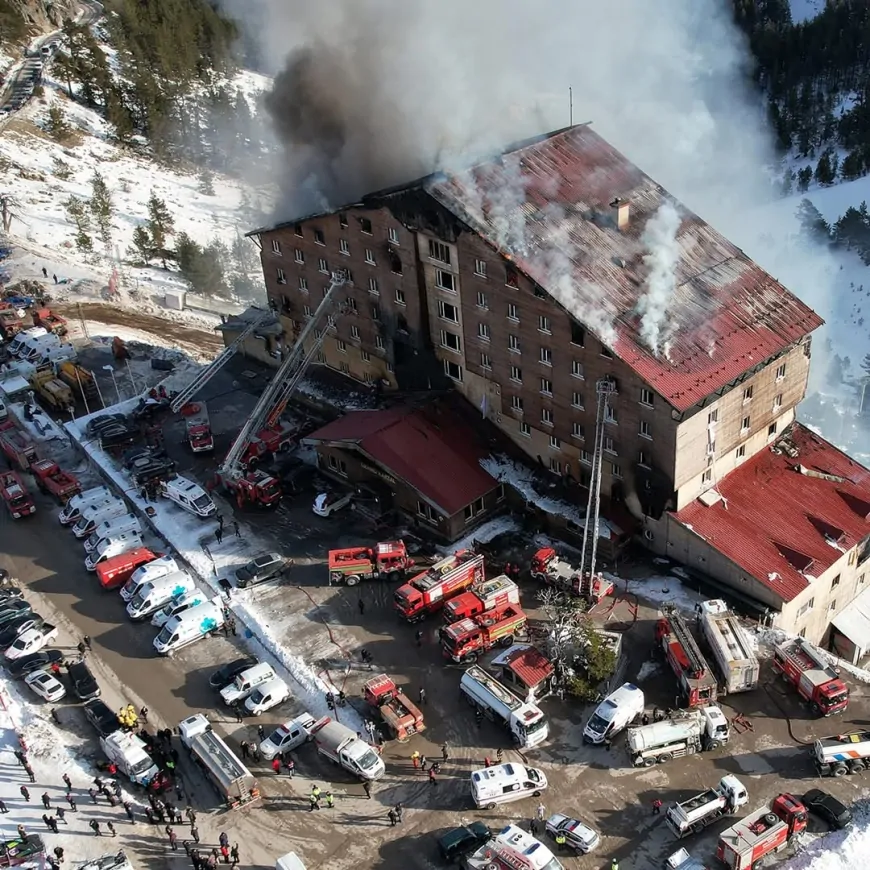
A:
[363,673,426,741]
[181,402,213,453]
[0,470,35,519]
[665,776,748,839]
[442,573,519,622]
[31,308,68,336]
[656,606,718,707]
[440,605,527,664]
[530,546,614,602]
[29,368,74,411]
[394,550,484,622]
[459,664,549,748]
[626,704,730,767]
[772,638,849,716]
[178,713,260,808]
[812,730,870,776]
[716,794,807,870]
[327,540,414,586]
[30,458,80,504]
[0,430,37,471]
[698,600,759,693]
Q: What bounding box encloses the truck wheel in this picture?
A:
[849,760,866,773]
[642,757,656,768]
[657,753,672,764]
[345,575,360,587]
[763,814,778,827]
[532,790,541,797]
[387,571,400,583]
[498,635,515,648]
[706,739,721,750]
[486,803,496,810]
[833,764,848,777]
[810,702,822,716]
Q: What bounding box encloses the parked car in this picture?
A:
[545,813,601,854]
[437,822,491,863]
[258,714,317,760]
[0,616,42,648]
[244,677,290,716]
[5,623,57,659]
[802,789,853,829]
[24,669,66,702]
[83,699,119,737]
[208,656,257,690]
[67,659,100,700]
[312,491,353,517]
[0,600,32,625]
[235,553,286,589]
[6,649,63,679]
[86,414,126,436]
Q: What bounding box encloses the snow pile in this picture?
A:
[753,627,870,683]
[604,571,704,613]
[443,515,521,554]
[782,800,870,869]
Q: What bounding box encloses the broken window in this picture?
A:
[429,240,451,264]
[360,217,373,234]
[438,300,459,322]
[294,224,303,237]
[314,229,325,245]
[570,321,585,346]
[389,250,402,274]
[339,213,348,229]
[440,331,461,352]
[443,359,462,382]
[505,265,519,288]
[436,270,454,291]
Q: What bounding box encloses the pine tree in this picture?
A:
[130,225,153,264]
[795,198,830,240]
[45,105,71,142]
[198,168,215,196]
[797,166,813,191]
[814,150,835,186]
[89,171,114,251]
[146,193,174,269]
[65,195,93,252]
[861,353,870,379]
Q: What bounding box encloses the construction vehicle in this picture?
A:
[443,574,519,622]
[529,546,615,603]
[214,273,349,507]
[394,550,485,622]
[30,458,80,504]
[656,605,718,707]
[0,470,35,519]
[327,540,414,586]
[440,605,527,664]
[181,402,213,453]
[627,705,730,767]
[28,368,74,412]
[56,361,101,410]
[363,673,426,741]
[772,638,849,716]
[30,308,67,336]
[459,664,549,748]
[0,429,37,471]
[698,600,759,693]
[665,776,748,839]
[716,794,807,870]
[812,730,870,776]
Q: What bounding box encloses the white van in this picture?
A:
[583,682,645,745]
[8,328,48,358]
[84,531,144,571]
[121,555,179,602]
[126,572,195,622]
[84,514,142,554]
[59,486,112,526]
[72,498,127,538]
[220,662,276,706]
[244,677,290,716]
[151,588,211,628]
[20,334,61,363]
[160,476,216,518]
[35,343,76,367]
[153,600,225,656]
[470,762,548,810]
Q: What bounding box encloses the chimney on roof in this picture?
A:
[610,198,630,231]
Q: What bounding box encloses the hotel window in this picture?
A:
[774,393,783,411]
[294,224,303,237]
[346,297,357,312]
[581,450,592,464]
[549,458,562,474]
[736,445,746,459]
[549,435,561,450]
[303,304,311,317]
[776,363,786,380]
[395,288,406,305]
[743,386,753,402]
[507,303,519,321]
[639,421,652,439]
[509,334,521,353]
[339,239,349,255]
[480,353,492,370]
[361,350,371,362]
[540,347,552,366]
[438,300,459,322]
[388,227,399,244]
[276,268,287,285]
[708,409,718,424]
[605,406,617,424]
[540,378,552,396]
[350,325,360,340]
[440,331,461,352]
[338,213,348,229]
[368,277,379,295]
[741,415,750,432]
[511,395,523,412]
[476,291,488,309]
[604,436,616,454]
[271,239,281,254]
[475,259,487,277]
[298,276,308,291]
[572,360,584,379]
[538,315,551,334]
[570,322,585,346]
[336,339,347,354]
[365,248,376,265]
[443,359,463,382]
[328,455,347,475]
[436,270,455,291]
[541,408,553,426]
[510,366,522,383]
[638,450,649,467]
[371,304,381,321]
[768,422,777,437]
[375,335,385,350]
[520,422,531,437]
[360,217,372,234]
[429,240,451,264]
[572,391,584,409]
[600,346,613,359]
[572,422,584,439]
[338,361,349,374]
[318,257,328,273]
[505,265,519,288]
[478,323,491,340]
[314,229,325,245]
[611,463,622,479]
[640,388,654,407]
[294,249,304,264]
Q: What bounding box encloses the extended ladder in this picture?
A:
[218,272,348,481]
[169,310,275,413]
[663,605,708,676]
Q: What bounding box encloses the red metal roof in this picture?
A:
[425,126,824,412]
[673,423,870,603]
[501,645,554,688]
[305,405,499,516]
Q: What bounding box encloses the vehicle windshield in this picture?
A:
[155,625,173,645]
[357,748,380,771]
[525,767,542,783]
[825,691,849,708]
[540,856,562,870]
[249,689,265,705]
[526,718,548,736]
[130,591,146,609]
[130,757,154,776]
[9,495,28,508]
[193,495,213,512]
[586,713,609,735]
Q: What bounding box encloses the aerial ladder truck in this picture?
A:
[214,272,349,508]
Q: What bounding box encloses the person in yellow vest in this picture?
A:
[554,833,567,852]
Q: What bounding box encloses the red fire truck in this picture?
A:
[529,547,614,603]
[0,470,35,519]
[0,430,37,472]
[30,459,80,504]
[716,794,807,870]
[440,605,527,663]
[394,551,484,622]
[443,574,519,622]
[363,674,426,741]
[655,606,718,707]
[181,402,213,453]
[772,638,849,716]
[328,541,414,586]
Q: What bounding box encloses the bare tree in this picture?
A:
[0,193,22,234]
[536,587,588,667]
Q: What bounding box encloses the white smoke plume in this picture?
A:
[636,201,683,354]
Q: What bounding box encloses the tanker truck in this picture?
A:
[626,704,730,767]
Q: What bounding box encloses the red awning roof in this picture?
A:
[673,424,870,602]
[305,404,499,516]
[501,645,554,688]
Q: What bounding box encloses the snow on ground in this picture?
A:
[635,660,661,683]
[604,571,704,613]
[783,800,870,869]
[0,677,141,866]
[753,627,870,683]
[65,403,363,733]
[443,515,521,555]
[82,324,216,364]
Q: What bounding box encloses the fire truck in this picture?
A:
[0,470,35,518]
[394,551,485,622]
[529,547,614,603]
[443,574,519,622]
[655,606,718,707]
[0,430,37,471]
[440,605,527,663]
[328,541,414,586]
[181,402,213,453]
[716,794,807,870]
[772,638,849,716]
[30,458,80,504]
[363,674,426,742]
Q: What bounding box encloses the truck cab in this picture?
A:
[311,718,385,780]
[716,794,807,870]
[0,471,35,519]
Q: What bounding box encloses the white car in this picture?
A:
[312,491,353,517]
[5,624,57,659]
[259,713,317,760]
[545,813,601,854]
[244,677,290,716]
[24,669,66,702]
